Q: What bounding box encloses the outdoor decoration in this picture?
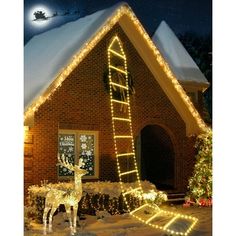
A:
[185,130,212,206]
[43,155,87,235]
[24,2,212,235]
[24,4,208,136]
[58,133,96,177]
[79,134,96,176]
[142,189,168,206]
[103,66,134,112]
[27,180,157,222]
[58,134,75,177]
[107,35,198,235]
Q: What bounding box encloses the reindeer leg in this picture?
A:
[65,205,73,234]
[72,205,78,234]
[48,206,57,233]
[43,207,50,235]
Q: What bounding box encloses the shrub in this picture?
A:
[26,180,166,222]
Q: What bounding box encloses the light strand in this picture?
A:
[24,4,208,136]
[108,35,198,236]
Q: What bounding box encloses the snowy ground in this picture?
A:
[25,204,211,236]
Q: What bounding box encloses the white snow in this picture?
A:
[152,21,209,86]
[25,3,210,114]
[28,180,158,199]
[25,4,209,112]
[25,205,212,236]
[24,2,127,109]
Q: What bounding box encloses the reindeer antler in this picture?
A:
[57,153,75,171]
[78,158,84,168]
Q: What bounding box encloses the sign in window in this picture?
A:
[58,130,99,179]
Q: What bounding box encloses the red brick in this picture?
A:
[24,24,201,195]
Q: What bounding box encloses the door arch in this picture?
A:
[139,124,175,190]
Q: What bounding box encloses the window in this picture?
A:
[58,130,99,179]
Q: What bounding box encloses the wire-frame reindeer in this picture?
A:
[43,154,88,235]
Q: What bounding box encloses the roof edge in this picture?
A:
[117,12,208,135]
[179,80,210,92]
[24,3,131,123]
[24,3,209,136]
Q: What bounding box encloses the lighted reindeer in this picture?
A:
[43,154,87,235]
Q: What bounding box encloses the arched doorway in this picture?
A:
[139,125,175,190]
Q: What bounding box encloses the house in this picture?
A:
[152,20,209,116]
[24,2,209,197]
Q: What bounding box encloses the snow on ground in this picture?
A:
[25,204,212,236]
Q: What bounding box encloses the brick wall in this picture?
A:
[24,128,34,199]
[24,24,197,196]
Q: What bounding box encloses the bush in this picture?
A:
[26,180,166,222]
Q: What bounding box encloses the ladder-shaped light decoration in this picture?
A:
[108,35,144,212]
[107,35,198,236]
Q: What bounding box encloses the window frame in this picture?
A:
[58,129,99,180]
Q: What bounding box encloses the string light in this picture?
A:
[108,48,126,59]
[119,170,138,176]
[43,157,87,234]
[111,99,129,105]
[24,4,202,234]
[24,4,208,136]
[114,135,133,139]
[24,126,29,139]
[108,35,198,236]
[109,65,127,74]
[113,117,131,122]
[110,82,128,90]
[108,35,144,215]
[130,206,198,235]
[116,152,135,157]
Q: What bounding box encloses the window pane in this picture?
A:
[58,134,75,177]
[79,134,95,176]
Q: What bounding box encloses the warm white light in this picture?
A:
[24,4,209,137]
[43,156,87,235]
[107,35,198,236]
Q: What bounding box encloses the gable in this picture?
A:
[152,21,209,91]
[24,3,208,136]
[24,3,124,109]
[108,26,187,130]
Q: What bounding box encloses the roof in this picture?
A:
[24,2,125,109]
[152,21,209,90]
[24,2,208,135]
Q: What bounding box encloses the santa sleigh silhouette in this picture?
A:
[33,11,48,21]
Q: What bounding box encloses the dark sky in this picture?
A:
[24,0,212,45]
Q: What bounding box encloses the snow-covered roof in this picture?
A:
[24,2,208,135]
[24,2,125,109]
[152,21,209,89]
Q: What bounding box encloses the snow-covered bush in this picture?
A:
[24,206,33,230]
[135,189,168,206]
[26,180,163,222]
